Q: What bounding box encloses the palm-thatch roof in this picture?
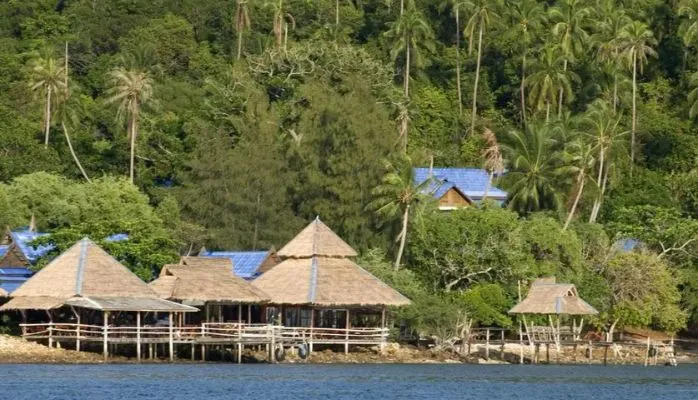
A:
[149,264,269,306]
[253,219,410,307]
[508,278,598,315]
[277,217,357,259]
[0,238,196,312]
[179,256,230,268]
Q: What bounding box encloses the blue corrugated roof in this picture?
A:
[0,281,25,294]
[414,168,508,201]
[201,250,270,280]
[105,233,129,242]
[0,268,33,277]
[9,229,53,264]
[0,245,8,258]
[616,238,641,252]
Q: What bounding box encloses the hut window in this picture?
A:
[299,308,312,327]
[284,308,298,327]
[265,307,279,324]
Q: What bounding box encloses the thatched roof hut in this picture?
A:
[252,218,410,307]
[149,263,270,306]
[509,278,598,315]
[0,238,195,312]
[0,287,8,297]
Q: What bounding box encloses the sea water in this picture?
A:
[1,363,698,399]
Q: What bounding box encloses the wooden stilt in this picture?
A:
[603,344,608,365]
[247,305,252,324]
[380,307,386,353]
[20,310,27,337]
[71,307,81,352]
[149,344,153,360]
[519,323,524,364]
[201,345,206,361]
[136,311,142,362]
[309,308,315,353]
[154,343,158,359]
[46,310,53,348]
[485,328,490,359]
[644,336,650,367]
[500,330,505,360]
[588,341,593,365]
[191,344,195,361]
[168,312,174,362]
[344,309,350,354]
[546,343,550,364]
[237,343,242,364]
[103,311,109,361]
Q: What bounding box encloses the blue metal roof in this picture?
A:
[414,168,508,201]
[0,268,33,277]
[616,238,641,252]
[201,250,270,280]
[0,245,8,258]
[9,229,53,264]
[0,281,25,294]
[105,233,129,242]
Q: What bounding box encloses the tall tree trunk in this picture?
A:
[404,41,411,98]
[631,51,637,167]
[612,73,618,114]
[400,0,404,15]
[470,23,483,135]
[563,171,585,230]
[283,23,288,52]
[62,122,91,183]
[546,100,551,122]
[482,170,493,205]
[129,109,138,184]
[520,52,527,127]
[455,8,463,117]
[589,161,609,223]
[394,203,410,269]
[558,58,567,117]
[336,0,339,25]
[45,86,52,148]
[237,29,244,60]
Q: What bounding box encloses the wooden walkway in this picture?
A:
[20,322,389,363]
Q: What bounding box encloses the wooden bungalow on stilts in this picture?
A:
[509,278,598,348]
[0,238,197,361]
[252,217,411,354]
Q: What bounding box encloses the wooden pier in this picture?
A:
[20,322,389,363]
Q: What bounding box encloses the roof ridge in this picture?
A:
[74,239,89,295]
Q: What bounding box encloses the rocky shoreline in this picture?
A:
[1,335,695,365]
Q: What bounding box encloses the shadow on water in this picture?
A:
[1,364,698,400]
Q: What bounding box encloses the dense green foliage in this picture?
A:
[0,0,697,335]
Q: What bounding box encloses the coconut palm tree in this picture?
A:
[369,155,434,269]
[526,45,577,122]
[581,99,628,223]
[384,6,435,100]
[440,0,468,117]
[680,0,698,49]
[617,20,657,165]
[464,0,501,134]
[687,71,698,118]
[561,137,595,230]
[548,0,591,116]
[503,0,546,126]
[502,122,563,214]
[267,0,295,51]
[29,55,66,148]
[481,128,503,202]
[234,0,251,60]
[106,67,154,184]
[593,0,631,114]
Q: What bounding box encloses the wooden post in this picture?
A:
[205,303,210,322]
[191,344,195,361]
[519,323,524,364]
[500,329,505,360]
[168,312,174,362]
[588,341,593,365]
[136,312,142,362]
[20,310,27,337]
[545,343,550,364]
[309,308,315,353]
[345,309,350,354]
[103,311,109,361]
[149,344,153,360]
[46,310,53,348]
[534,344,539,364]
[201,323,206,362]
[485,328,490,359]
[380,307,386,353]
[603,343,608,365]
[71,307,81,352]
[219,304,223,322]
[644,336,650,367]
[270,324,276,364]
[237,343,242,364]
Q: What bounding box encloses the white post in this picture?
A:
[136,311,142,362]
[71,307,81,352]
[247,305,252,324]
[345,309,350,354]
[310,308,315,353]
[103,311,109,361]
[380,307,386,353]
[168,312,174,362]
[20,310,27,337]
[46,310,53,348]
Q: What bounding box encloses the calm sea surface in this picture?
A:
[1,363,698,400]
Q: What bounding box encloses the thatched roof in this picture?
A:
[277,218,358,259]
[149,264,270,305]
[0,238,196,312]
[0,287,9,297]
[252,256,410,307]
[179,256,231,268]
[509,278,598,315]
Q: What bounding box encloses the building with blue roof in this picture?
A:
[199,249,280,280]
[414,167,508,209]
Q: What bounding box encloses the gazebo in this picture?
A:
[509,278,598,345]
[252,217,411,352]
[149,259,270,325]
[0,238,196,360]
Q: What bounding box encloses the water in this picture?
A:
[2,364,698,400]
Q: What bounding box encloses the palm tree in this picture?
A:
[679,0,698,67]
[687,71,698,118]
[503,0,546,126]
[369,155,434,269]
[106,67,154,184]
[440,0,468,116]
[464,0,501,134]
[29,56,66,148]
[581,100,628,223]
[593,0,631,114]
[548,0,591,116]
[234,0,251,60]
[385,6,435,100]
[526,45,577,122]
[617,20,657,165]
[502,122,563,213]
[267,0,295,51]
[481,128,503,202]
[561,137,595,230]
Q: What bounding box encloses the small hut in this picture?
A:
[0,238,196,359]
[509,278,598,344]
[149,259,270,325]
[252,218,410,351]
